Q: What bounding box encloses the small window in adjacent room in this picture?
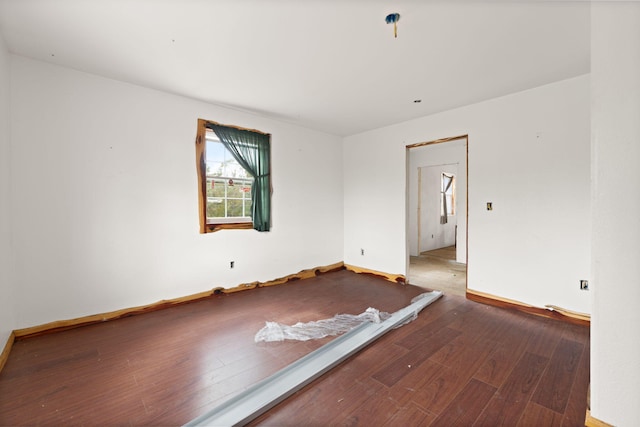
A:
[195,119,271,233]
[440,172,455,224]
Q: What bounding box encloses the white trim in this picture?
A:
[206,217,251,224]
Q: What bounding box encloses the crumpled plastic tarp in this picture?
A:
[254,307,391,343]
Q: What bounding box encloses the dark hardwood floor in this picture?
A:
[0,270,589,426]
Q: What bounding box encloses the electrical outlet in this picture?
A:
[486,202,493,211]
[580,280,589,290]
[230,261,235,269]
[361,249,364,256]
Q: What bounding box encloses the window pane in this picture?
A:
[206,162,222,177]
[206,179,226,198]
[225,162,251,179]
[227,199,244,217]
[206,198,225,218]
[227,182,243,198]
[204,135,254,221]
[206,140,226,163]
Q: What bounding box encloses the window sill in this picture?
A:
[204,222,254,233]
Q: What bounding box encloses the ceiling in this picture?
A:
[0,0,590,136]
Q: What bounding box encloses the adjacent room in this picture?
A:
[407,136,467,297]
[0,1,638,426]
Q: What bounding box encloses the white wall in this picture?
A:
[9,55,344,329]
[344,75,591,314]
[590,3,640,426]
[408,139,466,261]
[0,29,16,345]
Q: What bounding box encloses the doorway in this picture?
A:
[406,135,468,296]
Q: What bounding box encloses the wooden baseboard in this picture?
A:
[585,409,613,427]
[343,264,406,284]
[13,262,346,340]
[0,332,15,374]
[466,289,590,327]
[222,262,344,293]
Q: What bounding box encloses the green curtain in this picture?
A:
[207,124,271,231]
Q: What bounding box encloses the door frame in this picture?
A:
[406,134,469,293]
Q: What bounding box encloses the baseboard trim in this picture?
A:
[343,264,406,284]
[466,289,590,326]
[585,409,613,427]
[222,262,345,293]
[0,332,15,373]
[13,262,346,340]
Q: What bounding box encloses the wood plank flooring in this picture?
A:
[0,270,589,426]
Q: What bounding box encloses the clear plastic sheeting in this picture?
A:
[254,293,435,343]
[255,308,391,342]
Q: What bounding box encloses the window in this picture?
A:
[205,135,254,222]
[195,119,271,233]
[440,173,455,224]
[443,173,455,216]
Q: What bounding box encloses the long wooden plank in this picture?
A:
[531,338,584,413]
[430,378,497,427]
[371,327,461,387]
[184,291,443,427]
[474,351,549,425]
